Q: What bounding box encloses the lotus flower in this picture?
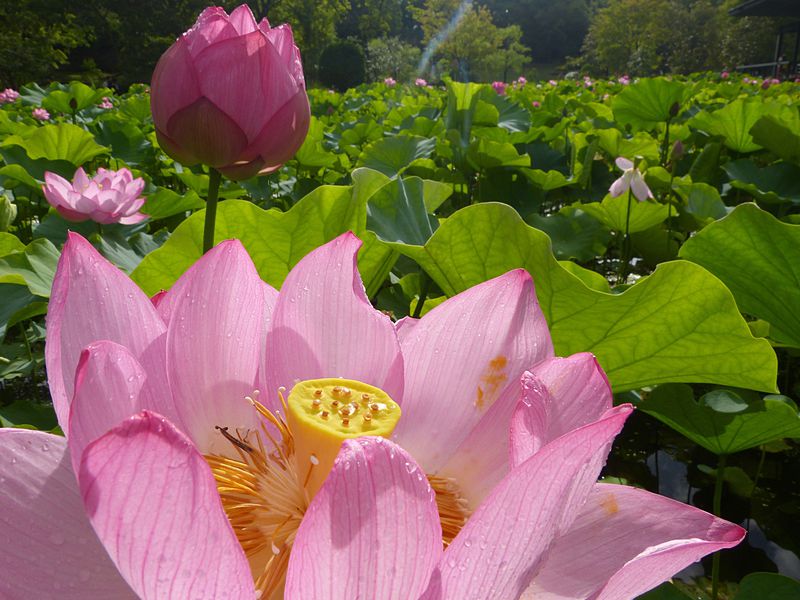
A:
[384,77,397,87]
[415,78,427,87]
[721,70,730,79]
[42,167,147,224]
[0,233,743,599]
[516,76,527,86]
[610,157,653,202]
[492,81,507,95]
[0,88,19,104]
[32,107,50,121]
[532,100,541,108]
[99,97,114,109]
[150,4,310,180]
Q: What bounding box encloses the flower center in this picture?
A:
[204,378,401,599]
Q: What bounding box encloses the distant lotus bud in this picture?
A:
[0,195,17,231]
[532,100,541,108]
[415,78,427,87]
[618,75,630,85]
[516,76,527,86]
[548,79,558,86]
[150,4,310,180]
[32,108,50,121]
[721,70,730,79]
[69,98,78,111]
[669,102,680,118]
[492,81,507,95]
[99,97,114,110]
[42,167,148,224]
[671,140,685,161]
[384,77,396,87]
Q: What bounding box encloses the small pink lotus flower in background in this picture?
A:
[150,4,310,180]
[99,96,114,109]
[492,80,507,95]
[743,76,751,84]
[549,79,558,86]
[532,100,541,108]
[42,167,148,224]
[384,77,396,87]
[0,88,19,104]
[516,75,527,86]
[603,93,611,101]
[618,75,630,85]
[415,77,427,87]
[610,157,653,202]
[721,70,730,79]
[32,107,49,121]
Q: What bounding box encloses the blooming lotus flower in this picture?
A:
[516,76,527,86]
[492,81,507,95]
[150,4,310,180]
[42,167,147,225]
[618,75,630,85]
[415,77,427,87]
[99,96,113,109]
[0,233,743,599]
[610,157,653,202]
[0,88,19,103]
[32,107,49,121]
[721,70,730,79]
[532,100,541,108]
[384,77,397,87]
[548,79,558,86]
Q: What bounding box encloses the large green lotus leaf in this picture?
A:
[0,238,60,297]
[680,203,800,346]
[295,117,339,169]
[612,77,689,129]
[0,284,45,343]
[520,169,572,191]
[581,194,670,233]
[93,120,152,167]
[131,191,390,297]
[640,384,800,455]
[0,233,24,257]
[0,399,58,430]
[478,89,531,132]
[390,203,777,392]
[749,113,800,165]
[723,159,800,204]
[141,188,205,220]
[366,177,440,246]
[735,573,800,600]
[528,206,611,263]
[467,138,530,170]
[357,135,436,176]
[42,81,108,114]
[1,124,108,166]
[595,129,660,163]
[689,99,765,153]
[637,583,692,600]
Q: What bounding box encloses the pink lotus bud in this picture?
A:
[721,71,730,79]
[618,75,630,85]
[531,100,540,108]
[516,76,527,86]
[415,78,427,87]
[150,4,310,180]
[384,77,396,87]
[99,97,114,110]
[42,167,148,225]
[548,79,558,86]
[32,108,50,121]
[491,81,507,95]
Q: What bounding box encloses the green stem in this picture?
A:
[203,169,223,254]
[413,274,432,319]
[711,454,727,600]
[660,118,671,166]
[618,188,633,284]
[19,322,35,383]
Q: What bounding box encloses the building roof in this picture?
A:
[729,0,800,17]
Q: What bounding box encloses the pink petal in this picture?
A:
[165,240,265,453]
[78,411,255,599]
[285,438,441,600]
[423,405,633,600]
[615,157,634,171]
[0,429,135,599]
[263,233,404,408]
[150,37,202,132]
[631,172,654,202]
[394,270,553,474]
[193,30,297,141]
[67,341,148,475]
[228,3,258,34]
[45,233,172,432]
[524,483,745,600]
[609,173,630,198]
[510,353,612,467]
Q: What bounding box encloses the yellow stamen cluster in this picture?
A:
[428,475,471,546]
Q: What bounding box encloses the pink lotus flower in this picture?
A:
[32,107,49,121]
[415,77,427,87]
[42,167,147,224]
[721,70,730,79]
[618,75,630,85]
[532,100,541,108]
[0,88,19,103]
[610,157,653,202]
[492,81,507,95]
[99,96,113,109]
[0,233,743,598]
[150,4,310,180]
[516,76,527,86]
[384,77,397,87]
[548,79,558,86]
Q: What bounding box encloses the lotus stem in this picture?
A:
[203,169,222,254]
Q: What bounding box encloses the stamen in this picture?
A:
[215,426,254,454]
